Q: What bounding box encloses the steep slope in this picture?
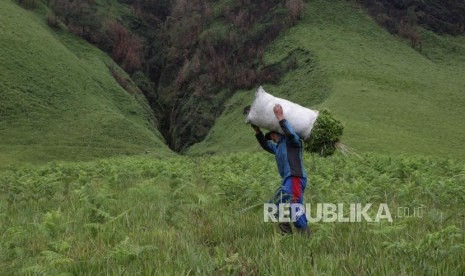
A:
[0,0,171,167]
[187,0,465,159]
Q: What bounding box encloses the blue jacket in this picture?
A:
[256,119,307,179]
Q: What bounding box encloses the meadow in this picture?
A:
[1,152,464,275]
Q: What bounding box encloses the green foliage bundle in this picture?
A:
[305,109,344,157]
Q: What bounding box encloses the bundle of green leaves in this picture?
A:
[304,109,344,157]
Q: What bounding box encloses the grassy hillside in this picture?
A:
[187,0,465,159]
[1,1,464,274]
[0,0,171,168]
[1,153,464,274]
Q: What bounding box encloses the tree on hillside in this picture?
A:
[355,0,465,36]
[398,6,422,50]
[286,0,306,25]
[47,0,102,42]
[107,21,143,73]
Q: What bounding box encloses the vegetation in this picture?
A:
[352,0,465,53]
[148,0,307,151]
[16,0,307,151]
[0,0,170,168]
[188,0,465,160]
[355,0,465,36]
[1,153,464,274]
[305,109,344,157]
[2,0,465,274]
[13,0,465,154]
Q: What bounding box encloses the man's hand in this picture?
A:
[251,124,260,134]
[273,104,284,121]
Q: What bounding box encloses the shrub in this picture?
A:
[109,65,131,94]
[106,20,142,73]
[46,13,59,28]
[17,0,37,9]
[304,109,344,157]
[285,0,306,26]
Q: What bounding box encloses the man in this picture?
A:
[252,104,311,235]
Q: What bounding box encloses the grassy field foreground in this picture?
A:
[1,152,464,274]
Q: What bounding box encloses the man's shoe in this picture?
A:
[296,227,312,236]
[278,223,293,235]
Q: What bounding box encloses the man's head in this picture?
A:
[265,131,281,143]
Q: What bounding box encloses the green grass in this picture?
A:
[1,153,464,274]
[1,1,465,273]
[0,0,171,168]
[188,0,465,159]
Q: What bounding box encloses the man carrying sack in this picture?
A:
[252,104,311,236]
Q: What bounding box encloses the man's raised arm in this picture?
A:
[273,104,301,147]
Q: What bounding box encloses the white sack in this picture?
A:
[245,86,319,139]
